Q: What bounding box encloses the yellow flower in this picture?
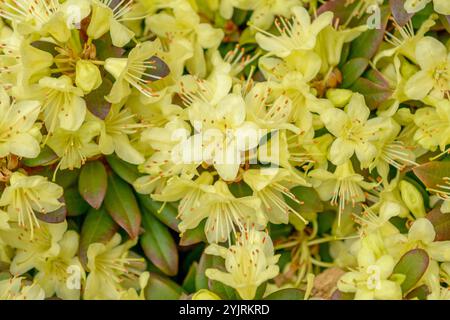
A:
[0,172,63,238]
[413,99,450,151]
[148,2,223,76]
[338,255,402,300]
[255,6,333,58]
[320,93,384,166]
[104,40,163,103]
[47,121,100,170]
[205,228,280,300]
[309,161,376,222]
[0,0,89,42]
[406,218,450,262]
[178,180,264,244]
[404,0,450,15]
[152,172,214,221]
[192,289,221,300]
[84,233,140,300]
[92,104,145,165]
[243,168,307,225]
[87,0,140,47]
[0,221,67,275]
[404,37,450,100]
[0,277,45,300]
[0,87,41,158]
[34,230,85,300]
[38,75,87,133]
[118,272,149,300]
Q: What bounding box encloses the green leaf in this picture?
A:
[341,57,369,88]
[104,172,142,239]
[389,0,414,26]
[106,154,142,184]
[55,169,80,189]
[22,146,58,167]
[286,186,324,213]
[229,181,253,197]
[180,220,207,247]
[78,161,107,209]
[405,284,430,300]
[140,208,178,276]
[392,249,429,294]
[413,161,450,190]
[144,273,184,300]
[79,206,118,267]
[137,194,180,232]
[426,206,450,241]
[263,288,305,300]
[64,187,90,217]
[182,262,198,293]
[349,5,390,59]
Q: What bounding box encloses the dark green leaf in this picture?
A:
[64,187,90,217]
[182,262,198,293]
[140,208,178,276]
[138,194,180,232]
[104,172,141,238]
[144,273,184,300]
[342,57,369,88]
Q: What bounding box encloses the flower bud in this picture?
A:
[326,89,353,108]
[192,289,221,300]
[76,60,102,93]
[399,180,426,218]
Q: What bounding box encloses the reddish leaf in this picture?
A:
[390,0,414,26]
[426,206,450,241]
[78,161,107,209]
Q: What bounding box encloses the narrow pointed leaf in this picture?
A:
[140,208,178,276]
[138,194,180,232]
[104,172,142,238]
[106,154,142,184]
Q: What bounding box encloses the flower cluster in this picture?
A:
[0,0,449,300]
